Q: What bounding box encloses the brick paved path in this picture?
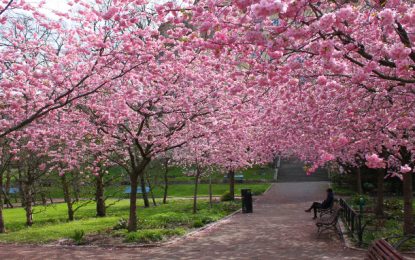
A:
[0,182,364,260]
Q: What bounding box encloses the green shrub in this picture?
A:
[151,212,189,225]
[220,191,233,201]
[201,216,215,225]
[351,194,370,206]
[384,198,402,211]
[70,229,85,245]
[113,218,128,230]
[124,228,185,243]
[192,219,204,228]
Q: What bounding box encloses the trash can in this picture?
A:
[241,189,253,213]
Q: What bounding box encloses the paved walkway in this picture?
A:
[0,182,364,260]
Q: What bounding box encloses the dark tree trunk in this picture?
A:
[139,173,150,208]
[61,175,74,221]
[24,184,33,226]
[228,170,235,201]
[4,168,10,206]
[209,175,213,209]
[356,167,363,194]
[403,173,414,235]
[0,172,6,233]
[17,168,25,207]
[193,169,201,214]
[73,176,80,202]
[128,173,138,232]
[41,192,47,206]
[31,187,37,206]
[163,159,169,204]
[96,174,106,217]
[146,174,156,206]
[375,169,385,217]
[0,203,4,233]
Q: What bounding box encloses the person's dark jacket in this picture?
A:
[321,191,334,209]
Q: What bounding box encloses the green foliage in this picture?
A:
[331,183,355,196]
[70,229,85,245]
[0,199,240,243]
[220,191,233,201]
[384,198,402,211]
[350,194,370,206]
[113,218,128,230]
[192,219,204,228]
[192,215,216,228]
[124,229,185,243]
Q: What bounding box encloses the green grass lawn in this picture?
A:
[0,199,240,244]
[45,183,271,199]
[167,165,275,182]
[150,183,271,197]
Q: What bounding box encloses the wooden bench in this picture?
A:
[316,207,341,237]
[366,239,405,260]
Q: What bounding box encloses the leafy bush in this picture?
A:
[220,191,233,201]
[70,229,85,245]
[124,228,185,243]
[192,215,216,228]
[144,212,191,228]
[113,218,128,230]
[384,198,402,211]
[351,194,370,207]
[201,216,215,224]
[192,219,204,228]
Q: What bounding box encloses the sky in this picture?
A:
[43,0,70,11]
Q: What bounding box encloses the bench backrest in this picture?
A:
[366,239,405,260]
[319,207,341,225]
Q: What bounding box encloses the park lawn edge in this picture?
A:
[0,198,252,245]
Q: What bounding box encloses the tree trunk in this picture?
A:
[146,174,157,206]
[128,173,138,232]
[139,173,150,208]
[193,170,200,214]
[163,159,169,204]
[96,174,106,217]
[4,168,10,206]
[209,174,212,209]
[17,168,25,207]
[61,175,74,221]
[0,172,6,233]
[24,184,33,226]
[41,192,47,206]
[31,187,37,206]
[356,167,363,194]
[403,173,414,235]
[73,176,80,202]
[229,170,235,201]
[375,169,384,217]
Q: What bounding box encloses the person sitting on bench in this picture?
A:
[305,188,334,219]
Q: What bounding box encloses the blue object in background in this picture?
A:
[8,187,19,194]
[124,186,150,194]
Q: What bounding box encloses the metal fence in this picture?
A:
[339,198,365,245]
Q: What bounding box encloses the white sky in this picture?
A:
[43,0,70,11]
